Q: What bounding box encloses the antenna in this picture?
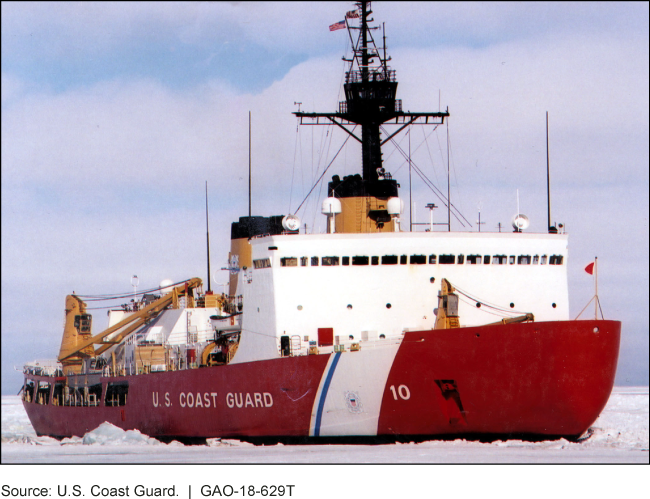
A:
[512,189,529,231]
[131,275,139,307]
[409,126,412,231]
[249,111,252,218]
[517,188,520,216]
[477,211,485,232]
[205,181,211,293]
[546,112,557,233]
[425,203,437,231]
[447,119,450,232]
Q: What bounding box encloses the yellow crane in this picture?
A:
[58,278,202,375]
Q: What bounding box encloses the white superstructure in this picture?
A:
[231,230,569,364]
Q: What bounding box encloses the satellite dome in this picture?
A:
[387,197,403,215]
[321,197,342,215]
[512,214,530,231]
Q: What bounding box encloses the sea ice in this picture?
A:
[1,387,648,463]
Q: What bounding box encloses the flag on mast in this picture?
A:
[346,9,360,19]
[329,20,346,31]
[585,261,595,275]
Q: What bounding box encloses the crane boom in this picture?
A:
[58,278,202,371]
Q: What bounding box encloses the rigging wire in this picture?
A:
[311,130,330,232]
[450,281,529,316]
[456,294,512,319]
[74,278,194,302]
[288,119,301,212]
[447,125,467,225]
[421,125,441,188]
[293,127,356,216]
[386,132,471,227]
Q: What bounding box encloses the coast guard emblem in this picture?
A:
[344,391,363,413]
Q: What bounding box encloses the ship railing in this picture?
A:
[23,360,63,377]
[345,69,396,84]
[62,389,100,407]
[298,337,403,356]
[338,99,402,114]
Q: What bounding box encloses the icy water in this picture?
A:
[2,387,647,464]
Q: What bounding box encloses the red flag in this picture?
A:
[585,262,595,275]
[346,9,360,19]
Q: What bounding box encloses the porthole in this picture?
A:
[349,335,354,340]
[552,303,556,308]
[347,304,353,310]
[510,303,515,308]
[297,305,303,311]
[593,327,599,334]
[430,277,435,283]
[476,302,481,308]
[379,334,386,339]
[386,303,392,309]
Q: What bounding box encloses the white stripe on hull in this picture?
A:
[310,344,400,436]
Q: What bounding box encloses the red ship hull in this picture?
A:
[23,320,620,440]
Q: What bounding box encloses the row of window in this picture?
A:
[252,253,565,269]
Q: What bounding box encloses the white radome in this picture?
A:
[321,197,342,215]
[387,197,403,215]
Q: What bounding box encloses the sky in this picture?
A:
[1,1,648,394]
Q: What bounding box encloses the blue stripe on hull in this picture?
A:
[313,352,341,437]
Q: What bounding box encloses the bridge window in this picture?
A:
[382,255,398,265]
[352,256,369,266]
[541,255,548,265]
[509,255,516,265]
[467,255,482,264]
[371,256,379,265]
[410,255,427,264]
[439,254,456,264]
[484,255,491,264]
[533,255,539,265]
[457,254,465,264]
[311,257,319,266]
[493,255,507,265]
[518,255,531,265]
[429,254,437,264]
[300,257,308,266]
[400,255,407,265]
[549,255,564,265]
[322,256,340,266]
[342,256,350,265]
